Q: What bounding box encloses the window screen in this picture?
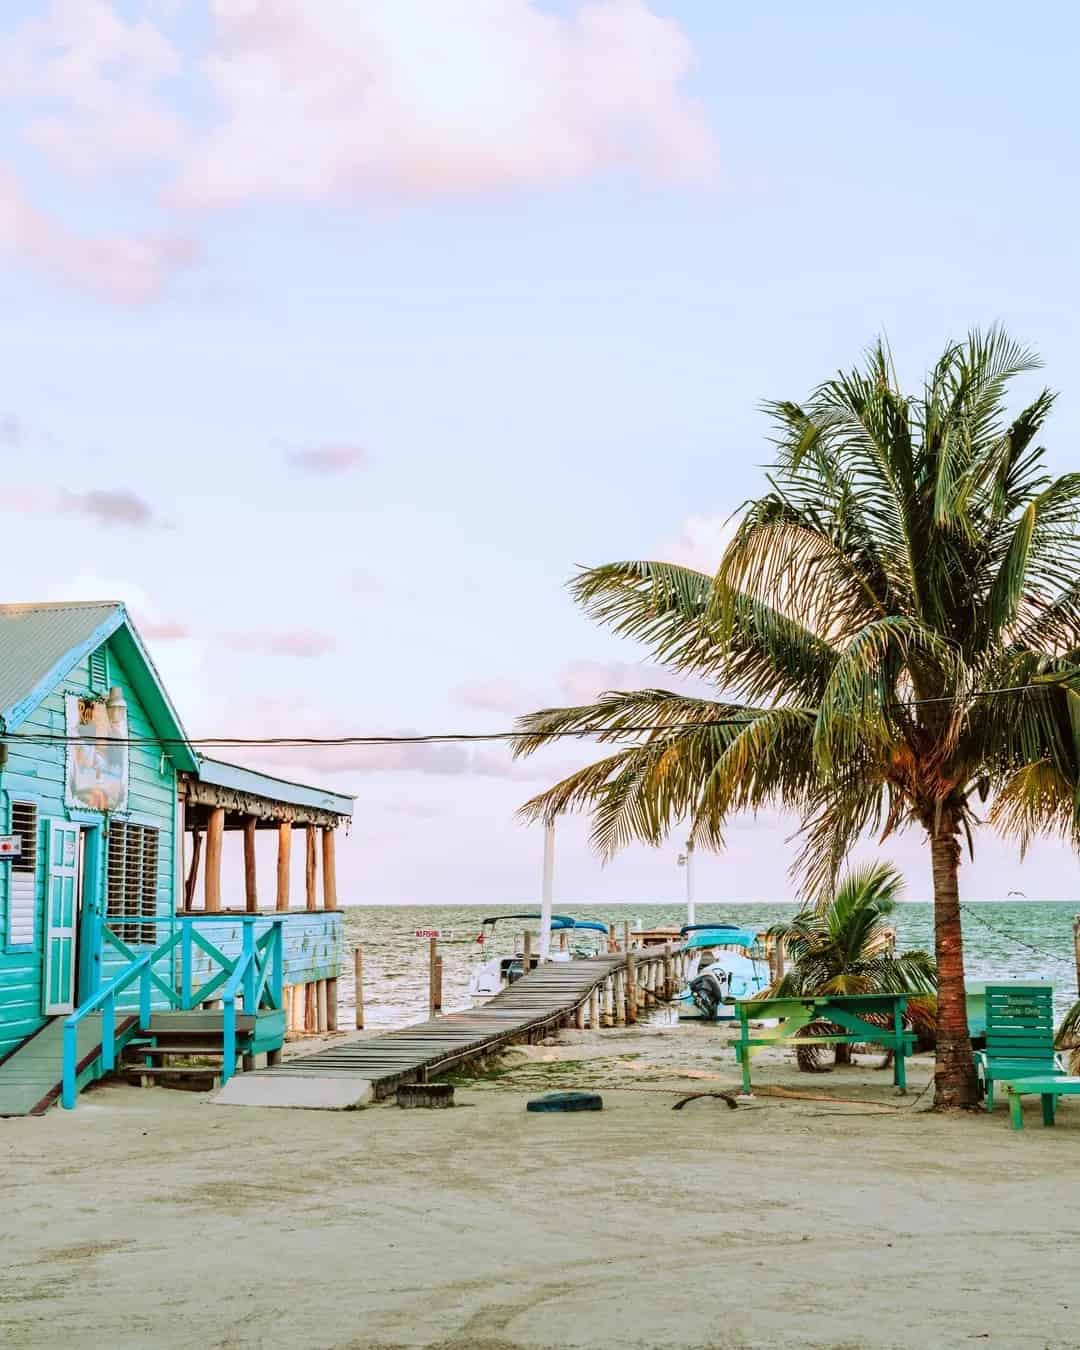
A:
[106,822,159,945]
[8,801,37,946]
[89,647,108,693]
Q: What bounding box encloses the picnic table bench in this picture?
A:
[733,993,914,1096]
[1001,1075,1080,1130]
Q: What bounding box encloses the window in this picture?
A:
[8,801,37,947]
[106,822,159,945]
[89,647,108,693]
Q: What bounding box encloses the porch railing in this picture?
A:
[62,914,285,1109]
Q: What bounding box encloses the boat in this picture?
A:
[675,923,771,1021]
[467,913,610,999]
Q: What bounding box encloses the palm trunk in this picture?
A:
[930,828,976,1109]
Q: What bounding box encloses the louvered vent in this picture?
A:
[8,801,37,946]
[89,647,108,692]
[106,822,159,945]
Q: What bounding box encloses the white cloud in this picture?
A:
[660,511,740,575]
[0,164,198,303]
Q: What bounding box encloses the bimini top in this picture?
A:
[480,912,576,929]
[680,923,757,949]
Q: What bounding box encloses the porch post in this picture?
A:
[276,822,291,911]
[243,818,258,913]
[305,825,318,911]
[205,806,224,912]
[184,828,203,910]
[321,827,338,910]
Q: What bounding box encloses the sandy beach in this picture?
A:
[1,1020,1077,1350]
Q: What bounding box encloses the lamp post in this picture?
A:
[539,820,555,962]
[677,838,696,927]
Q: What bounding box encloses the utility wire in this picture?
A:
[1,679,1071,750]
[959,903,1072,964]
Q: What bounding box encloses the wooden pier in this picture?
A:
[214,943,688,1107]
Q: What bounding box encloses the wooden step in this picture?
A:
[123,1043,230,1058]
[148,1012,256,1034]
[122,1066,223,1081]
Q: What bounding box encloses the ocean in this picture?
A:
[336,900,1080,1028]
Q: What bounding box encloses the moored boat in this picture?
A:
[467,913,610,999]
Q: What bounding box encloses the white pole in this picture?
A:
[685,837,696,927]
[539,820,555,962]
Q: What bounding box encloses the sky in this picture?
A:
[2,0,1080,908]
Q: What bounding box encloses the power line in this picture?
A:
[959,903,1072,965]
[1,679,1070,750]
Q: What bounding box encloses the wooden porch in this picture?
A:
[179,758,353,1038]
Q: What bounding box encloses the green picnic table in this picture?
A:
[734,993,915,1096]
[1001,1076,1080,1130]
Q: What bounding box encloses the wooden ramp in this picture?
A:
[0,1013,137,1117]
[213,949,679,1109]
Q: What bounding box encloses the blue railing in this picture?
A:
[62,914,286,1109]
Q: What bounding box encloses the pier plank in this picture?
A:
[215,950,678,1105]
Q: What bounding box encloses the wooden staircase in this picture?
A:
[121,1011,258,1089]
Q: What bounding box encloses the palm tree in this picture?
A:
[765,861,935,1067]
[1055,1002,1080,1074]
[513,330,1080,1109]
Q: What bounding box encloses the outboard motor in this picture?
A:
[689,967,729,1021]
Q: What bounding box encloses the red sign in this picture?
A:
[414,928,441,939]
[0,835,22,859]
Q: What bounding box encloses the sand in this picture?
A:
[1,1019,1077,1350]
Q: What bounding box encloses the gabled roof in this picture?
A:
[0,601,200,773]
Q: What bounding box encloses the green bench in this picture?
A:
[733,993,914,1095]
[974,983,1064,1112]
[1001,1076,1080,1130]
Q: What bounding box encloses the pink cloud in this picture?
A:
[170,0,719,208]
[59,488,158,527]
[452,677,537,716]
[138,619,189,641]
[223,629,337,658]
[286,445,368,475]
[0,165,198,303]
[1,1,190,177]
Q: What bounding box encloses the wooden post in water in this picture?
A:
[429,935,439,1017]
[205,806,224,912]
[354,945,364,1029]
[243,817,258,913]
[1074,916,1080,997]
[663,947,674,1001]
[607,922,616,952]
[276,822,291,911]
[522,930,532,975]
[626,949,637,1024]
[434,955,444,1012]
[623,920,631,953]
[559,930,569,953]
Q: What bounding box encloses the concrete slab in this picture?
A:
[209,1073,375,1110]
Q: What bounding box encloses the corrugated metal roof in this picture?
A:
[0,601,123,726]
[195,757,354,818]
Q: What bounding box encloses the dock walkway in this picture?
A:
[213,945,685,1108]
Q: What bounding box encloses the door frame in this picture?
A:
[76,823,104,1005]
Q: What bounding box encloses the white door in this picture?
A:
[43,821,80,1015]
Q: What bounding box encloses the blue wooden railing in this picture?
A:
[62,914,285,1109]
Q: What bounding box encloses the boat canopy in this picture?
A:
[680,923,757,949]
[565,920,610,935]
[479,913,576,929]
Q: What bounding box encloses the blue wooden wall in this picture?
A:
[0,636,176,1059]
[187,912,344,990]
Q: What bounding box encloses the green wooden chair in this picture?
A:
[974,983,1064,1112]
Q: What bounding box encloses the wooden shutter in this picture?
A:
[8,801,38,947]
[89,647,108,693]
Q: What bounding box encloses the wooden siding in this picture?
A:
[0,637,177,1057]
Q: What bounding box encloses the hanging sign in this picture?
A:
[414,928,446,940]
[0,835,22,859]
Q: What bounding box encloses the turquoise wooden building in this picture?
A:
[0,601,352,1113]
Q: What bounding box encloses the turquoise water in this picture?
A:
[338,900,1080,1029]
